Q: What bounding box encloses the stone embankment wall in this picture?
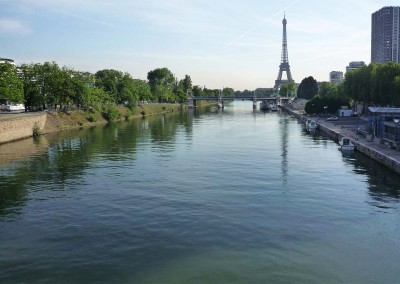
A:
[283,106,400,175]
[0,113,47,144]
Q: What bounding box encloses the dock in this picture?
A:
[283,106,400,175]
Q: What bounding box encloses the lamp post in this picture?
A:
[324,106,328,117]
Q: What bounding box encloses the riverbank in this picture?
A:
[0,103,197,144]
[282,106,400,175]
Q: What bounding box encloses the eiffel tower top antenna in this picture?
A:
[274,13,294,91]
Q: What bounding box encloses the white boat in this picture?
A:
[217,100,223,108]
[306,119,318,132]
[339,137,355,151]
[260,100,270,110]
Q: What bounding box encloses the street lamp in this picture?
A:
[324,106,328,117]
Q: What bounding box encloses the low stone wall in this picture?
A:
[0,113,47,144]
[282,106,400,175]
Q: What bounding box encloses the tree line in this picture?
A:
[344,62,400,106]
[0,61,237,112]
[296,62,400,114]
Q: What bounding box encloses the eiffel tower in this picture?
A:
[274,14,294,91]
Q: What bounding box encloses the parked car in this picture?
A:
[326,116,338,121]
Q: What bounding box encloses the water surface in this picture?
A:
[1,102,400,283]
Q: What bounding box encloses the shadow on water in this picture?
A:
[0,110,194,219]
[341,151,400,204]
[1,106,400,218]
[299,125,400,207]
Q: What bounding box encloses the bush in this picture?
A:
[124,109,133,120]
[32,122,41,137]
[102,105,120,121]
[86,114,97,122]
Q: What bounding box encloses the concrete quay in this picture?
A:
[283,107,400,175]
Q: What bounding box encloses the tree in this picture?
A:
[319,82,338,97]
[181,75,192,92]
[19,63,42,110]
[343,62,400,106]
[119,73,139,106]
[297,76,318,100]
[95,69,124,102]
[135,79,152,102]
[147,68,175,102]
[192,85,203,97]
[305,96,350,115]
[82,87,110,110]
[0,62,23,103]
[223,87,234,97]
[279,82,297,97]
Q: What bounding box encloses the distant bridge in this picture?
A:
[187,96,293,108]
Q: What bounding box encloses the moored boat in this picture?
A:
[306,119,318,132]
[260,100,270,111]
[339,137,355,151]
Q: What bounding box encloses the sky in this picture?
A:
[0,0,398,90]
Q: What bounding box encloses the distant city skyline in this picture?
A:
[0,0,398,90]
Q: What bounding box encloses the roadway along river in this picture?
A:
[1,101,400,283]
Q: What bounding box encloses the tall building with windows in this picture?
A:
[346,61,366,72]
[329,71,343,85]
[371,6,400,63]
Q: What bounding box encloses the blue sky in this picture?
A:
[0,0,397,90]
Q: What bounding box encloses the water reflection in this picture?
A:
[279,115,289,182]
[1,108,400,219]
[342,152,400,204]
[0,110,196,219]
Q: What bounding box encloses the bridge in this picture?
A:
[186,96,293,108]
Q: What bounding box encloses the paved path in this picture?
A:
[0,111,46,122]
[287,108,400,174]
[320,119,400,163]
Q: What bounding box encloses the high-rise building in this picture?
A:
[329,71,343,84]
[346,61,366,72]
[371,6,400,63]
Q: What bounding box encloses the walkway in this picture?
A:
[286,107,400,174]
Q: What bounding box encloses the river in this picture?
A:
[1,101,400,283]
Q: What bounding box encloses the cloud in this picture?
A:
[0,18,29,33]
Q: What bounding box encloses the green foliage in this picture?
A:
[318,82,341,98]
[6,60,238,114]
[297,76,318,99]
[223,87,234,97]
[181,75,192,92]
[0,62,23,102]
[82,87,110,111]
[86,114,97,123]
[279,82,297,97]
[344,62,400,106]
[203,88,219,97]
[305,96,350,115]
[95,69,123,102]
[32,122,41,136]
[192,85,203,97]
[147,68,175,102]
[135,79,153,102]
[102,104,120,121]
